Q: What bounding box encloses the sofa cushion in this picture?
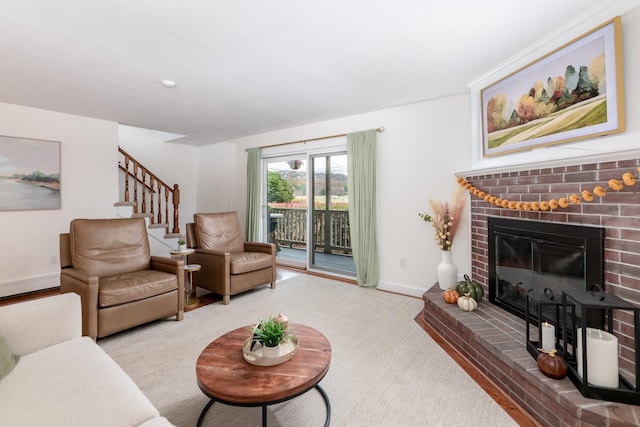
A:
[0,337,161,427]
[194,212,245,253]
[99,270,178,308]
[138,417,175,426]
[0,293,81,356]
[0,335,19,380]
[230,252,274,274]
[70,218,151,277]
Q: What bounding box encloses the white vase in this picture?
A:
[437,250,458,290]
[178,244,187,252]
[262,343,281,358]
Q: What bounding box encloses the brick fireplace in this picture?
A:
[422,157,640,426]
[466,160,640,304]
[470,158,640,374]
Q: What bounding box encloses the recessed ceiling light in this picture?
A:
[161,80,176,88]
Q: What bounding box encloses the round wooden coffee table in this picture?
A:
[196,323,331,426]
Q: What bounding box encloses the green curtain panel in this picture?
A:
[245,148,261,241]
[347,129,379,287]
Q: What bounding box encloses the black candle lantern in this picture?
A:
[562,286,640,406]
[525,289,563,359]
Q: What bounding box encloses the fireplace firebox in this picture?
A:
[488,217,604,328]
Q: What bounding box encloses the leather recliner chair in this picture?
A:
[59,217,184,340]
[186,211,276,304]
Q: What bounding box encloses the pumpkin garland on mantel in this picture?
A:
[456,167,639,212]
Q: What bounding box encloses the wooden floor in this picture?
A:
[182,266,307,311]
[1,268,538,425]
[0,287,60,307]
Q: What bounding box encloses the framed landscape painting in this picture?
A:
[0,135,61,211]
[481,17,624,157]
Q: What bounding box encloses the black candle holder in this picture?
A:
[562,286,640,406]
[525,289,563,359]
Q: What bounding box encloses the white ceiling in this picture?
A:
[1,0,604,146]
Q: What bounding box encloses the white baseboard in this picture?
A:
[377,280,434,298]
[0,274,60,298]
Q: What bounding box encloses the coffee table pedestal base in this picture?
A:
[196,384,331,427]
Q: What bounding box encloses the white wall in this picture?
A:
[196,142,238,214]
[0,102,118,297]
[193,2,640,298]
[196,94,472,297]
[0,113,199,297]
[4,0,637,299]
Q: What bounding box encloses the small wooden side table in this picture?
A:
[184,263,201,309]
[170,249,200,309]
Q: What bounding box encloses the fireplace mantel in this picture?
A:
[456,148,640,178]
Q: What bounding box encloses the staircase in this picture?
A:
[116,146,182,256]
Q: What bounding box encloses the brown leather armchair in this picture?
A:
[186,211,276,304]
[59,218,184,340]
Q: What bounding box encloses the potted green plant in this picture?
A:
[251,314,290,357]
[177,239,187,251]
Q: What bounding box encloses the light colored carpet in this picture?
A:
[99,275,518,427]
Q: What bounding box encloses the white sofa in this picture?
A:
[0,293,173,427]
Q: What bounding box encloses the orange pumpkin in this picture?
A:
[624,172,636,186]
[581,189,594,202]
[593,185,606,197]
[609,178,624,191]
[442,288,460,304]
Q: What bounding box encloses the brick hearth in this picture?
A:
[422,286,640,426]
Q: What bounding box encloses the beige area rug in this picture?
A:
[99,275,518,427]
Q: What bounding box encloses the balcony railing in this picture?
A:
[269,208,352,255]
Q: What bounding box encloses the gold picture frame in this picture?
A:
[481,17,624,158]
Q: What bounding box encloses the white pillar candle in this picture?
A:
[577,327,619,388]
[541,322,555,351]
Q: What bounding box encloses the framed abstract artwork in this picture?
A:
[481,17,624,157]
[0,135,61,211]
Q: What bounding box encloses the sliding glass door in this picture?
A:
[309,153,355,275]
[263,150,355,277]
[264,156,308,269]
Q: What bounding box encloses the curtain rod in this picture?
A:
[247,127,384,151]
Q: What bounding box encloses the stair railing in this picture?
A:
[118,146,180,235]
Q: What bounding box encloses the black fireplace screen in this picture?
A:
[488,217,604,322]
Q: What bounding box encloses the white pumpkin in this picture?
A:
[457,293,478,312]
